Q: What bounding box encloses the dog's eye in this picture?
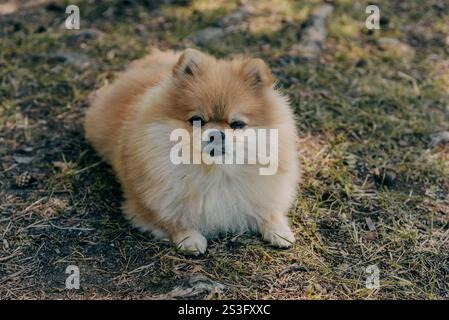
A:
[188,116,206,126]
[230,120,246,130]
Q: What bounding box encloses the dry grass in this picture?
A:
[0,0,448,299]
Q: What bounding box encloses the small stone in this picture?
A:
[430,131,449,147]
[51,52,90,69]
[13,156,34,164]
[291,4,334,59]
[365,217,376,231]
[159,274,224,299]
[187,27,226,44]
[363,231,376,242]
[186,3,250,45]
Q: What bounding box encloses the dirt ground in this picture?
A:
[0,0,448,299]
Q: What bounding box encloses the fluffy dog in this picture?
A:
[84,48,299,255]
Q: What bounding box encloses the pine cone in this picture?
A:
[15,171,32,188]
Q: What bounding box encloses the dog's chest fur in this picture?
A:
[154,163,268,236]
[131,124,286,237]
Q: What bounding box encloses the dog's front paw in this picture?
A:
[173,230,208,255]
[262,222,295,248]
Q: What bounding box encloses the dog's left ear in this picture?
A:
[241,58,275,89]
[173,48,204,78]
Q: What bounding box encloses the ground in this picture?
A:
[0,0,448,299]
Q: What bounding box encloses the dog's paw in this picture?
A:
[262,225,295,248]
[174,230,208,255]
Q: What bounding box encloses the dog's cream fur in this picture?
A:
[84,48,300,255]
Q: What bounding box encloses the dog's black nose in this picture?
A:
[209,130,225,143]
[207,130,225,156]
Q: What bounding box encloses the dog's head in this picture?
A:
[146,49,282,170]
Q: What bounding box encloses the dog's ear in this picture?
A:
[241,58,275,89]
[173,48,204,78]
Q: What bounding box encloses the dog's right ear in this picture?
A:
[173,49,204,78]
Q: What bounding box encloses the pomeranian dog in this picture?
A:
[84,48,299,255]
